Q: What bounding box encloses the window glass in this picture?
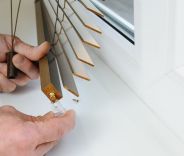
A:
[91,0,134,42]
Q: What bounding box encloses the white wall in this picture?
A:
[89,0,184,143]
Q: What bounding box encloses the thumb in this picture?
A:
[14,40,50,61]
[36,110,75,144]
[5,35,50,61]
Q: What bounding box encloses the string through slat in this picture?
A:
[10,0,13,49]
[51,0,60,44]
[49,0,65,49]
[54,0,84,42]
[47,0,73,57]
[10,0,22,50]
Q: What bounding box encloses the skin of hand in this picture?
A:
[0,34,50,92]
[0,106,75,156]
[0,35,76,155]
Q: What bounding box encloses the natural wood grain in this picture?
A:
[35,0,62,103]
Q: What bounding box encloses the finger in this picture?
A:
[37,110,75,144]
[0,63,7,75]
[0,73,16,92]
[0,35,11,62]
[0,63,31,86]
[36,141,58,156]
[14,40,50,61]
[12,73,31,86]
[5,35,50,61]
[0,52,6,62]
[13,54,39,79]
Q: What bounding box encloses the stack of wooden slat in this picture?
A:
[35,0,103,103]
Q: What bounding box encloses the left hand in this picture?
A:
[0,34,50,92]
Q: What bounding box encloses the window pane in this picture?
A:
[99,0,134,24]
[90,0,134,41]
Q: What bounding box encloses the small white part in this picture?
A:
[51,100,66,116]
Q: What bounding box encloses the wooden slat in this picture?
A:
[44,0,95,66]
[64,3,100,48]
[51,0,100,48]
[43,1,90,80]
[47,53,63,96]
[42,2,79,97]
[62,21,95,66]
[61,31,90,81]
[66,0,102,33]
[35,0,62,103]
[79,0,104,17]
[56,50,79,97]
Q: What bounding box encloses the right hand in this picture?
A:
[0,105,75,156]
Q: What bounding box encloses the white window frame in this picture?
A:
[91,0,184,95]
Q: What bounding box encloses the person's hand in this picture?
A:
[0,105,75,156]
[0,34,50,92]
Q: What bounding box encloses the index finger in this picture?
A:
[37,110,75,144]
[5,36,50,61]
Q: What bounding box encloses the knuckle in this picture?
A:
[0,105,16,112]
